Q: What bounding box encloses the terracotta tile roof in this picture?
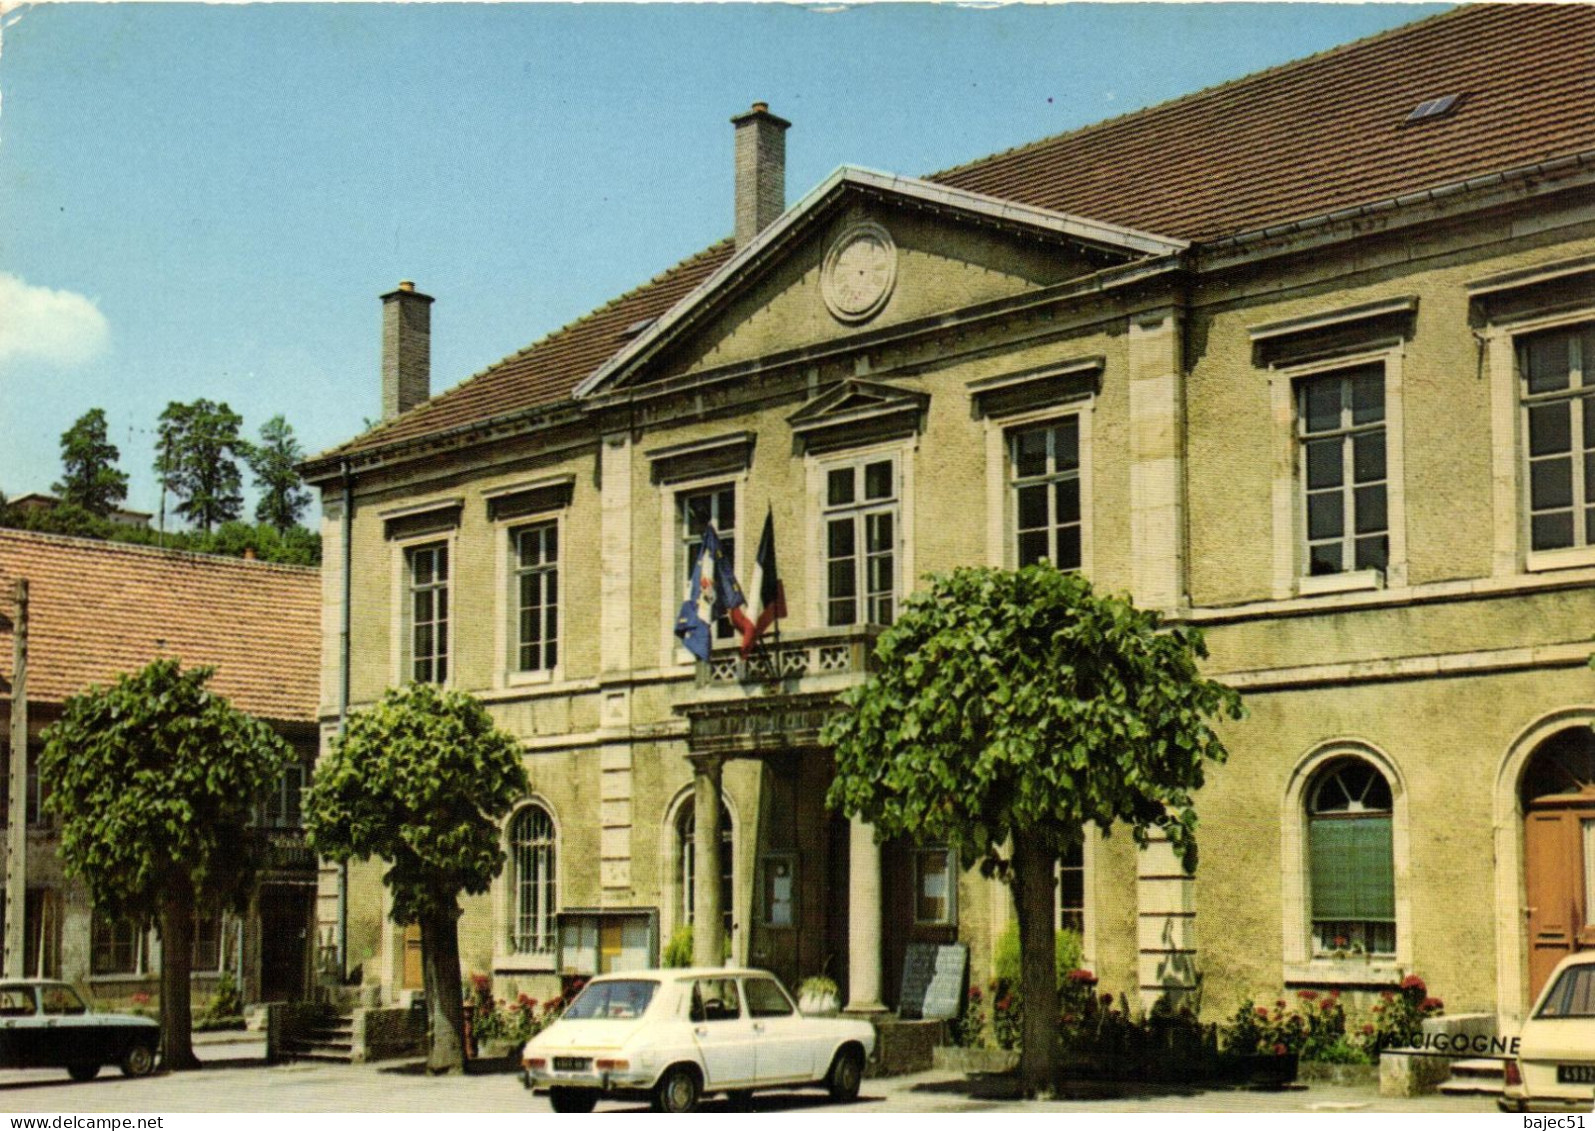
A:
[932,3,1595,241]
[323,4,1595,463]
[317,240,735,461]
[0,530,319,725]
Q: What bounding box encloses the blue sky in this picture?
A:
[0,2,1445,525]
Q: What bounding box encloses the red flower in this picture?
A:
[968,987,983,1000]
[1333,936,1348,949]
[1421,997,1444,1012]
[1100,992,1115,1006]
[1380,991,1395,1002]
[1067,968,1099,985]
[1275,999,1288,1009]
[1361,1024,1375,1035]
[1272,1043,1288,1057]
[1320,999,1336,1012]
[1400,975,1426,993]
[1296,989,1319,1001]
[1255,1007,1270,1019]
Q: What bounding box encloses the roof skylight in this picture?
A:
[1406,93,1463,123]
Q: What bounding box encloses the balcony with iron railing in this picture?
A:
[679,625,886,755]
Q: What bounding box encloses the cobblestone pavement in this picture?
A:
[0,1048,1505,1114]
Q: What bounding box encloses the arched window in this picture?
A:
[1308,758,1395,956]
[678,802,733,940]
[510,805,557,955]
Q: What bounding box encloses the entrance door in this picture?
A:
[1525,795,1595,999]
[259,886,313,1002]
[402,924,424,990]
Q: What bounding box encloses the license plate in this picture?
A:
[553,1057,592,1073]
[1556,1064,1595,1084]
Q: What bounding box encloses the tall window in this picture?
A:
[1058,840,1085,934]
[0,743,47,827]
[261,763,305,829]
[1520,323,1595,552]
[510,805,557,956]
[914,847,956,925]
[406,543,449,684]
[823,456,898,626]
[679,802,733,939]
[1299,366,1387,576]
[1308,759,1395,956]
[679,486,736,640]
[91,911,143,976]
[1011,419,1082,570]
[513,523,559,672]
[192,913,224,972]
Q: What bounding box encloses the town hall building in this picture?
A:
[300,4,1595,1025]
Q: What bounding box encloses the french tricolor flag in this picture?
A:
[740,508,786,659]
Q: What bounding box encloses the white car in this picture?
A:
[1502,951,1595,1112]
[520,967,875,1113]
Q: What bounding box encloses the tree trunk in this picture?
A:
[1012,829,1059,1097]
[420,910,465,1074]
[158,894,200,1071]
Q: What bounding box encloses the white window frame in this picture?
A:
[806,439,915,630]
[658,474,746,667]
[1056,832,1097,970]
[1268,347,1408,598]
[1280,741,1410,985]
[89,911,150,979]
[390,532,456,688]
[496,518,563,687]
[986,403,1094,572]
[1487,311,1595,574]
[494,796,560,973]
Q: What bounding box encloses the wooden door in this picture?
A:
[402,924,424,990]
[1525,795,1595,1000]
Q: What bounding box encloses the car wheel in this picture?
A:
[68,1063,101,1082]
[652,1065,701,1113]
[120,1043,156,1078]
[826,1046,864,1104]
[548,1088,599,1113]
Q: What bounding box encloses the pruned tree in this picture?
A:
[155,399,248,533]
[824,566,1242,1094]
[247,415,310,533]
[54,408,129,517]
[303,684,527,1074]
[41,660,294,1071]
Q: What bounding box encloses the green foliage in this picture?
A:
[824,564,1243,879]
[662,925,694,967]
[798,975,839,1000]
[40,659,294,926]
[993,921,1083,991]
[303,683,528,924]
[949,986,988,1048]
[0,503,321,565]
[156,398,249,533]
[1367,975,1444,1051]
[247,415,310,533]
[1225,979,1442,1062]
[54,408,128,517]
[197,972,245,1027]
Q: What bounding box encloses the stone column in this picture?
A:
[692,756,725,967]
[845,816,886,1013]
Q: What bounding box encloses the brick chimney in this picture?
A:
[731,102,791,249]
[380,280,434,420]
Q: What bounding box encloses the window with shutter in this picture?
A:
[1308,759,1396,956]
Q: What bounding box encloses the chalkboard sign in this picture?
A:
[898,942,968,1020]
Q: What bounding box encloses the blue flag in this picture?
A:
[674,525,747,662]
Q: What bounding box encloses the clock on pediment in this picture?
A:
[821,221,897,324]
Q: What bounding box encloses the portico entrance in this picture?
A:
[1520,726,1595,1000]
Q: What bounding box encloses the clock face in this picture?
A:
[822,223,897,323]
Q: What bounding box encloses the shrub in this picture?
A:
[949,986,988,1048]
[663,925,694,968]
[197,972,243,1025]
[992,921,1083,991]
[1366,975,1444,1052]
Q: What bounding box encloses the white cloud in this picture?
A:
[0,273,110,367]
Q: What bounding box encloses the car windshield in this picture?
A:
[1538,965,1595,1018]
[40,984,87,1016]
[562,979,659,1021]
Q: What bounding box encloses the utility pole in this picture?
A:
[4,579,29,978]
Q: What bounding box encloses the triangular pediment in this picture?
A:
[786,379,929,454]
[576,167,1186,400]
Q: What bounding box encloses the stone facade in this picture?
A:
[304,9,1595,1030]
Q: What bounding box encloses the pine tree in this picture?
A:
[155,399,248,533]
[54,408,129,517]
[247,415,310,532]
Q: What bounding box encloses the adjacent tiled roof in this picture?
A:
[0,530,319,724]
[321,3,1595,463]
[316,240,735,460]
[932,2,1595,242]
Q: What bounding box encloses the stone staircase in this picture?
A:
[285,1011,356,1063]
[1437,1058,1506,1097]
